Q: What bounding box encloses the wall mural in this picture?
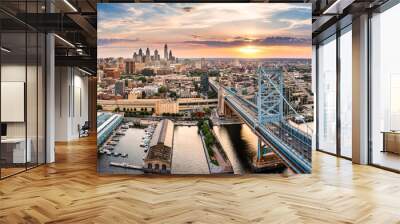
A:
[96,3,313,175]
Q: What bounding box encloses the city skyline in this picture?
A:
[98,3,312,59]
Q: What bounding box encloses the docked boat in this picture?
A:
[103,145,114,150]
[121,125,129,129]
[107,141,118,146]
[112,152,121,157]
[115,131,125,136]
[106,151,112,156]
[121,153,128,158]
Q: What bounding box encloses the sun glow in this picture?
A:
[238,45,261,55]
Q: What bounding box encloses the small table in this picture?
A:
[382,131,400,154]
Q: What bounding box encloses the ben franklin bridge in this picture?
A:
[209,66,312,173]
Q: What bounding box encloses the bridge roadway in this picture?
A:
[210,80,312,173]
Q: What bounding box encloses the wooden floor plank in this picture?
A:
[0,135,400,223]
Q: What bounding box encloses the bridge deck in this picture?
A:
[210,78,312,173]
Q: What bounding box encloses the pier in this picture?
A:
[109,162,143,170]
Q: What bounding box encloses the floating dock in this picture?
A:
[109,162,143,170]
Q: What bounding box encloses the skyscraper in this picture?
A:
[145,47,150,63]
[201,73,209,95]
[169,50,173,61]
[138,48,143,57]
[138,48,143,62]
[146,47,150,57]
[115,80,125,96]
[164,44,168,60]
[201,58,206,69]
[125,60,135,74]
[154,49,159,61]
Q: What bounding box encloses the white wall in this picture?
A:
[1,65,26,138]
[1,63,46,165]
[54,67,89,141]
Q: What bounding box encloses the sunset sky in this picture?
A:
[98,3,312,59]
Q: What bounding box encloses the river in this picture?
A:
[98,124,260,175]
[213,124,258,174]
[171,126,210,174]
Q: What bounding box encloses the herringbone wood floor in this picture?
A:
[1,135,400,224]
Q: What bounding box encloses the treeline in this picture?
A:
[161,113,184,117]
[124,111,152,117]
[197,119,218,165]
[188,69,219,77]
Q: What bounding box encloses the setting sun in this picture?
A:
[238,46,261,55]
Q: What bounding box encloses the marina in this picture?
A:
[97,121,157,174]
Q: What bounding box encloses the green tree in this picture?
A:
[207,91,217,99]
[203,107,211,115]
[158,85,167,94]
[141,68,155,76]
[208,70,219,77]
[169,91,177,98]
[138,76,147,83]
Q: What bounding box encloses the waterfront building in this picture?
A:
[97,98,217,115]
[144,119,174,173]
[97,112,123,146]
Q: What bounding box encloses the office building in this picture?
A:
[164,44,168,60]
[114,80,125,96]
[145,47,150,63]
[201,58,207,69]
[133,52,138,62]
[200,73,209,95]
[154,49,159,61]
[125,60,135,75]
[169,50,173,61]
[138,48,143,63]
